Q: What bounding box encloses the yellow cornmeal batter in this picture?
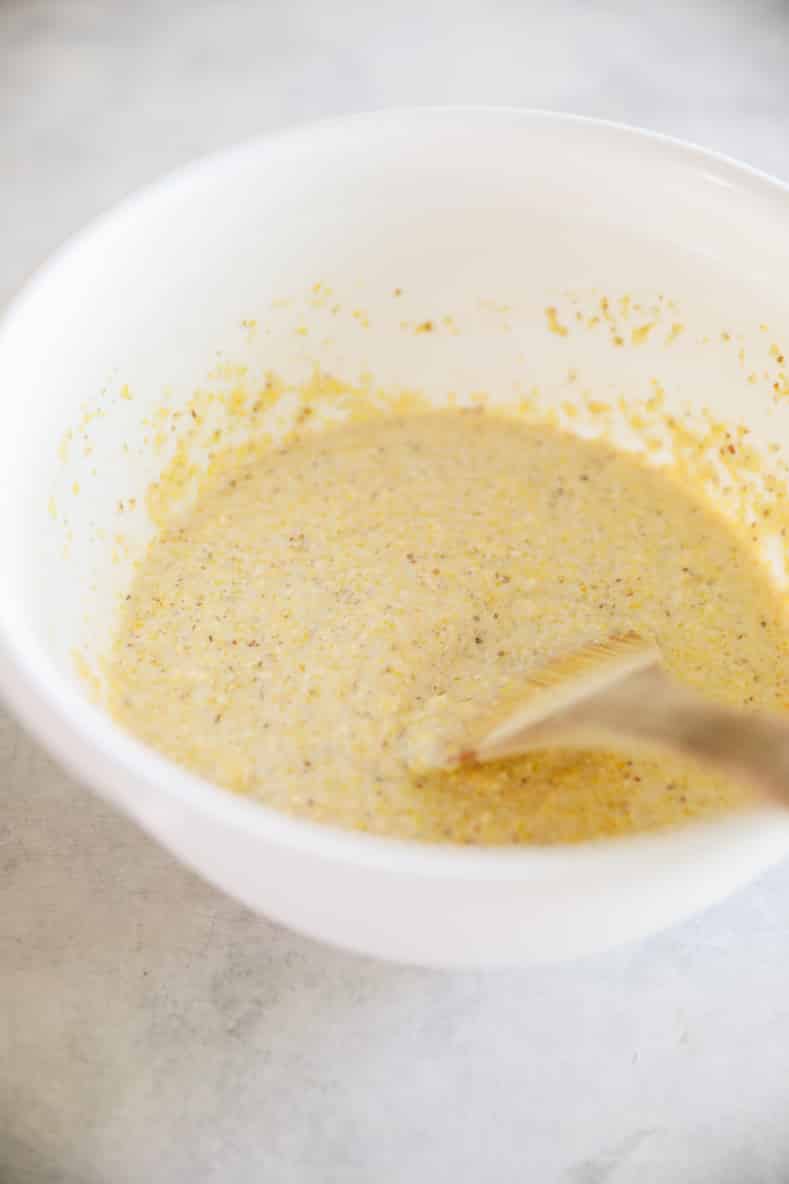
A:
[107,411,789,844]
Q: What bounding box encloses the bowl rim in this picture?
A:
[2,104,789,879]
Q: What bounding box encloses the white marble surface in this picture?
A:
[3,2,789,1181]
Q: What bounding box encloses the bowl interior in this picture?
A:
[3,108,789,799]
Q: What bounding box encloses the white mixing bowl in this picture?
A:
[2,108,789,967]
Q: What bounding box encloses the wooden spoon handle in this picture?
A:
[538,666,789,809]
[611,667,789,805]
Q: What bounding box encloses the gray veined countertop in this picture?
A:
[3,1,789,1181]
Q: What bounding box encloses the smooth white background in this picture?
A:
[3,2,789,1181]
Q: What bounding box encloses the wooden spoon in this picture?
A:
[439,632,789,808]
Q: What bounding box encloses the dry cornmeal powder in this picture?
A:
[107,411,789,844]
